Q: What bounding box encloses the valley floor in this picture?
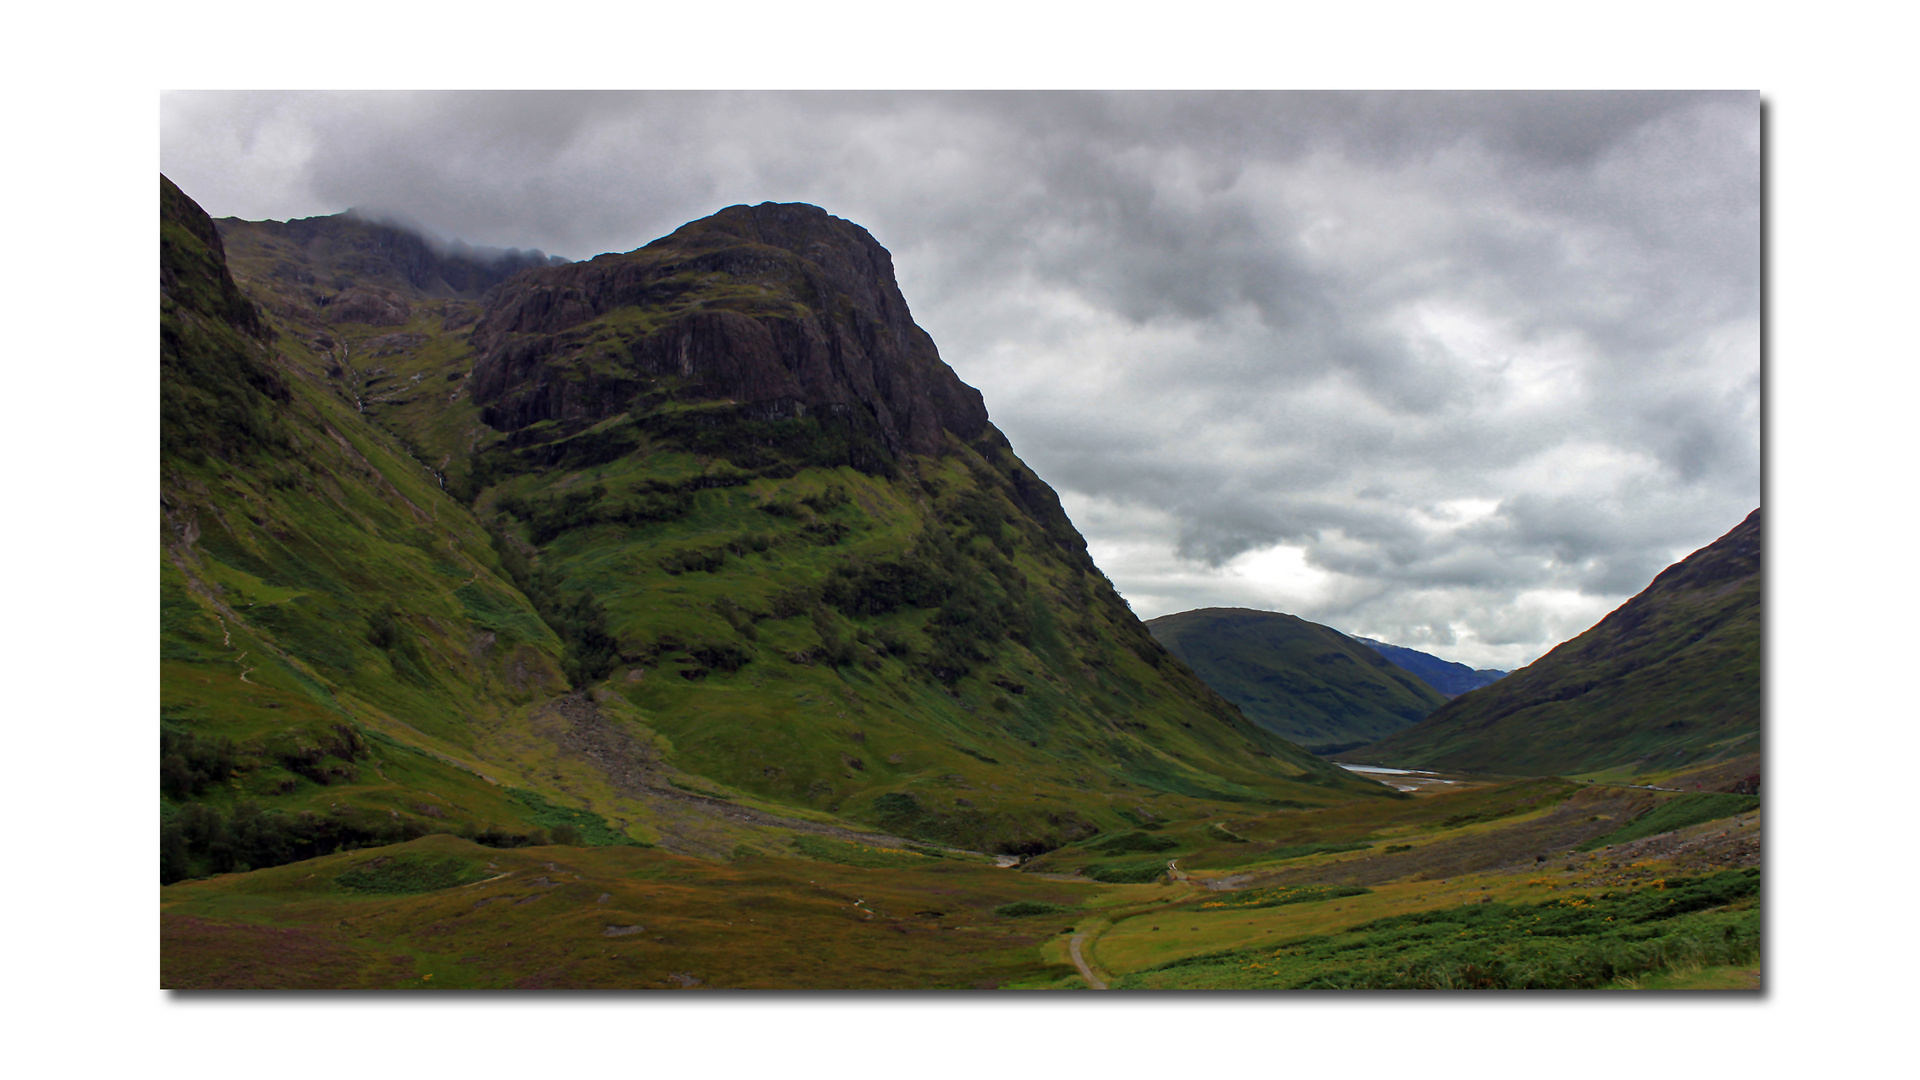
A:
[161,772,1760,990]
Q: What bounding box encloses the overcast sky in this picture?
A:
[161,90,1759,670]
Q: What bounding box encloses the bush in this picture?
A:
[994,901,1072,917]
[160,728,237,800]
[1086,858,1170,884]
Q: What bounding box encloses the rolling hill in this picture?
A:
[1144,608,1449,754]
[1355,509,1761,779]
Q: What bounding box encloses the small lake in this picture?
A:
[1332,762,1461,792]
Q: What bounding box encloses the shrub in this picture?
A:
[994,901,1072,917]
[1086,858,1170,884]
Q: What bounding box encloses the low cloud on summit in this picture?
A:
[161,90,1760,669]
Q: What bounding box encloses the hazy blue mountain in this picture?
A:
[1348,637,1507,698]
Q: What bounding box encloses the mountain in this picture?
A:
[161,178,1385,884]
[1348,637,1507,698]
[1143,608,1450,755]
[1356,510,1761,778]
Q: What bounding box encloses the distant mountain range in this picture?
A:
[1144,608,1448,755]
[1356,509,1760,778]
[1348,637,1507,698]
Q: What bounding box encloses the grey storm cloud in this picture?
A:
[160,90,1760,670]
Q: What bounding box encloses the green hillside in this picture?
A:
[1357,510,1760,778]
[1144,608,1449,754]
[162,179,1383,887]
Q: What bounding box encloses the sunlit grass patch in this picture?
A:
[1116,868,1759,989]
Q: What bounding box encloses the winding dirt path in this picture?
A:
[1069,932,1108,990]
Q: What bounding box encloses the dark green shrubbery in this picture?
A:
[160,729,238,801]
[161,800,429,885]
[994,901,1073,917]
[1085,858,1171,884]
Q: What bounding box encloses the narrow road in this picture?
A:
[1069,933,1108,990]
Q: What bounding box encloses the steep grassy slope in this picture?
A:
[1145,608,1450,754]
[1350,637,1507,698]
[168,184,1384,881]
[436,203,1381,849]
[1358,510,1761,777]
[162,176,590,882]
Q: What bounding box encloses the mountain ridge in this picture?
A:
[1356,509,1760,778]
[1348,636,1507,698]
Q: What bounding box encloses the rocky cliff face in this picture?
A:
[468,202,988,458]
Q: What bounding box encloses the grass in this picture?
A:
[1118,869,1760,989]
[335,854,491,894]
[163,834,1092,989]
[788,834,940,869]
[509,789,650,847]
[1580,792,1760,850]
[1086,857,1171,883]
[1194,884,1372,911]
[995,901,1075,917]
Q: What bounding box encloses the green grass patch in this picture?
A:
[507,789,647,847]
[335,855,489,894]
[1086,857,1171,883]
[1580,792,1759,850]
[1266,841,1372,861]
[1120,869,1760,989]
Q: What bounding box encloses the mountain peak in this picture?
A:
[468,203,987,458]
